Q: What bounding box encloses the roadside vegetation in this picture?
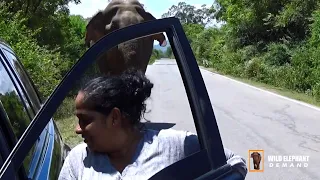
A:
[1,0,320,146]
[162,1,320,105]
[150,46,174,64]
[0,0,87,146]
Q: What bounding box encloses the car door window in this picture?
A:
[0,61,35,175]
[2,49,42,111]
[49,32,197,150]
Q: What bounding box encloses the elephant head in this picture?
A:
[85,0,167,75]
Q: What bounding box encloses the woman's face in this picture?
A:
[74,91,125,153]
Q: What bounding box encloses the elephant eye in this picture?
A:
[109,21,119,31]
[111,22,117,28]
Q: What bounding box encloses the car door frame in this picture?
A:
[0,46,50,179]
[0,17,231,179]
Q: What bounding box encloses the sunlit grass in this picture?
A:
[55,116,83,148]
[54,97,83,148]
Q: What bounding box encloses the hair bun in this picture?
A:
[121,68,154,103]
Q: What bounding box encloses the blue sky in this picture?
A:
[68,0,213,19]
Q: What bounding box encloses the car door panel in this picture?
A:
[0,128,18,180]
[34,121,55,180]
[27,126,48,179]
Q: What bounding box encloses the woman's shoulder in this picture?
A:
[144,128,196,141]
[69,142,88,154]
[65,142,90,161]
[58,143,88,179]
[145,128,196,137]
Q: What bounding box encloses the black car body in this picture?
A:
[0,39,70,180]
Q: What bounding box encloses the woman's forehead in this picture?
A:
[75,108,101,118]
[75,91,87,107]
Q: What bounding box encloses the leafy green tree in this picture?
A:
[0,3,69,98]
[162,2,213,26]
[308,10,320,48]
[164,47,173,58]
[150,49,164,64]
[2,0,83,52]
[214,0,320,48]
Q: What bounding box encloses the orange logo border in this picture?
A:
[248,150,264,172]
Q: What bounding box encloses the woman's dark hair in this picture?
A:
[80,68,153,126]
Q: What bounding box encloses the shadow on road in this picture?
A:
[142,122,176,131]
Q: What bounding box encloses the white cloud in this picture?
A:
[68,0,107,18]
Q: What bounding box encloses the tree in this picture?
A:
[162,2,213,26]
[2,0,82,50]
[0,2,85,98]
[164,47,173,58]
[213,0,320,48]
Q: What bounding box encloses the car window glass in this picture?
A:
[0,61,36,174]
[2,49,41,111]
[53,33,198,154]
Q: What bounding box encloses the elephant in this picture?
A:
[85,0,167,75]
[251,152,261,170]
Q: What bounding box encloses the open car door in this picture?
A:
[0,17,244,180]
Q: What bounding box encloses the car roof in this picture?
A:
[0,39,14,53]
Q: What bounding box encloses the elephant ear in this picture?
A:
[139,10,167,47]
[85,11,106,47]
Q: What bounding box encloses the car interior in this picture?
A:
[0,17,245,180]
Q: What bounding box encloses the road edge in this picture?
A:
[200,68,320,112]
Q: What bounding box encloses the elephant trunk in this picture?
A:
[118,36,154,73]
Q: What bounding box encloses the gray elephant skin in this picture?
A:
[85,0,167,75]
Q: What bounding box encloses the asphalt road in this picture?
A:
[144,58,320,180]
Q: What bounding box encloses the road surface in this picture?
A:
[144,58,320,180]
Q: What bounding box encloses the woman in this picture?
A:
[58,69,247,179]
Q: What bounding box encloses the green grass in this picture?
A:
[54,97,83,148]
[201,66,320,108]
[149,56,156,65]
[55,116,83,148]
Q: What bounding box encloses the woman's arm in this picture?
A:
[224,148,248,179]
[183,131,248,179]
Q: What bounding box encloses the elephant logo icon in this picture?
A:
[249,150,264,172]
[251,152,261,170]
